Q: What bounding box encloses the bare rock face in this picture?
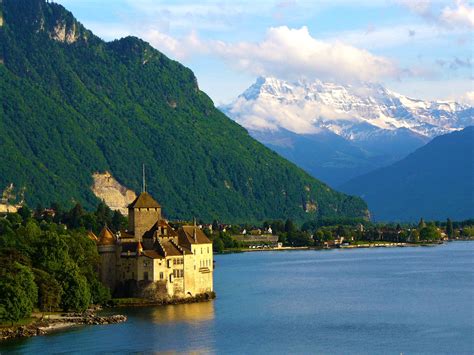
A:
[51,22,79,44]
[91,172,136,215]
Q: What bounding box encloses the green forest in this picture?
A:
[0,204,120,324]
[0,0,367,224]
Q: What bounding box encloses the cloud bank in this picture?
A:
[397,0,474,29]
[212,26,400,83]
[143,26,400,84]
[458,91,474,105]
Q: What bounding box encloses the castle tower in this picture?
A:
[128,192,162,241]
[97,226,117,291]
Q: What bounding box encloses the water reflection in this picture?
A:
[149,301,215,324]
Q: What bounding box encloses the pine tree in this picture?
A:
[418,218,426,229]
[446,218,454,239]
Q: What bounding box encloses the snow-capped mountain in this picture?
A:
[221,77,473,186]
[222,76,472,139]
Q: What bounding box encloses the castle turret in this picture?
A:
[128,192,162,241]
[97,226,117,291]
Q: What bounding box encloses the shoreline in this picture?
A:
[112,292,216,308]
[219,241,452,254]
[0,312,127,342]
[0,293,216,341]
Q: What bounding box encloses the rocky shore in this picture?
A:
[0,311,127,341]
[113,292,217,307]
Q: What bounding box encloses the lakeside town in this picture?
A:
[203,217,474,252]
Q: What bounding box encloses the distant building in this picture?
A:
[96,191,213,299]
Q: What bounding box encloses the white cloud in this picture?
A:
[326,24,448,50]
[129,25,401,84]
[458,90,474,105]
[227,96,337,134]
[396,0,433,16]
[397,0,474,29]
[441,0,474,28]
[142,29,205,60]
[211,26,400,83]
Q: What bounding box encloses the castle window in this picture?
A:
[207,247,209,253]
[160,272,164,280]
[173,269,183,278]
[144,272,149,281]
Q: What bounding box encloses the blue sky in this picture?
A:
[55,0,473,105]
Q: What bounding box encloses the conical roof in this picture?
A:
[97,226,116,246]
[128,192,161,209]
[87,230,99,242]
[137,241,144,255]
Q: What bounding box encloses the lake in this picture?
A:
[2,242,473,354]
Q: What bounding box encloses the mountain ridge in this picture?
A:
[341,127,474,221]
[224,76,471,139]
[221,76,472,186]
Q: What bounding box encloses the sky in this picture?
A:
[54,0,473,105]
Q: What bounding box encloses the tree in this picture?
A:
[67,203,85,229]
[418,218,426,229]
[213,237,224,253]
[285,219,296,234]
[89,278,111,305]
[0,263,38,324]
[287,231,313,247]
[420,225,441,241]
[6,213,22,227]
[59,264,91,312]
[410,230,420,243]
[33,268,62,312]
[111,210,127,232]
[212,220,219,232]
[323,229,334,241]
[446,218,454,239]
[95,202,112,228]
[17,206,32,221]
[314,230,324,244]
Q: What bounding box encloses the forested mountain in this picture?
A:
[0,0,368,223]
[341,127,474,221]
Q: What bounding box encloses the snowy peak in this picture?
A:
[223,77,472,139]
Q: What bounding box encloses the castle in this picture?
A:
[92,191,213,299]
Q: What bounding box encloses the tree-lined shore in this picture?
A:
[1,201,473,331]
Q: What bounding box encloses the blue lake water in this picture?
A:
[2,242,473,354]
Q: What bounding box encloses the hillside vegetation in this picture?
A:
[0,0,367,223]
